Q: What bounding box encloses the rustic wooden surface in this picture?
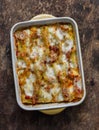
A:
[0,0,99,130]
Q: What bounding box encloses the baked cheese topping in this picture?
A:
[14,23,83,105]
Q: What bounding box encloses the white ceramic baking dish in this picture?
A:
[10,16,86,111]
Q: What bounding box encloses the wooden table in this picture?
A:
[0,0,99,130]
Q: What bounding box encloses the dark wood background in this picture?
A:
[0,0,99,130]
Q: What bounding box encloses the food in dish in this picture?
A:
[14,23,83,105]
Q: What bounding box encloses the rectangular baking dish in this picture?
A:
[10,17,86,110]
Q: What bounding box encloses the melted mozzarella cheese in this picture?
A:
[30,64,34,71]
[70,63,74,68]
[50,42,55,46]
[24,74,36,97]
[24,29,30,36]
[48,31,59,45]
[48,34,56,46]
[24,80,33,97]
[57,93,64,101]
[48,27,55,33]
[37,28,41,36]
[46,56,50,63]
[37,39,43,45]
[30,46,44,59]
[30,49,37,59]
[34,60,43,71]
[40,88,52,101]
[54,64,62,74]
[74,79,82,90]
[61,54,68,63]
[55,64,62,71]
[62,39,73,52]
[29,74,36,82]
[65,32,71,39]
[61,54,69,71]
[46,65,56,80]
[50,86,60,96]
[38,47,44,57]
[70,62,77,68]
[56,29,63,40]
[24,29,30,46]
[17,60,26,68]
[68,85,74,94]
[63,25,69,29]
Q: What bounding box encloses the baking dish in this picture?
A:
[10,15,86,111]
